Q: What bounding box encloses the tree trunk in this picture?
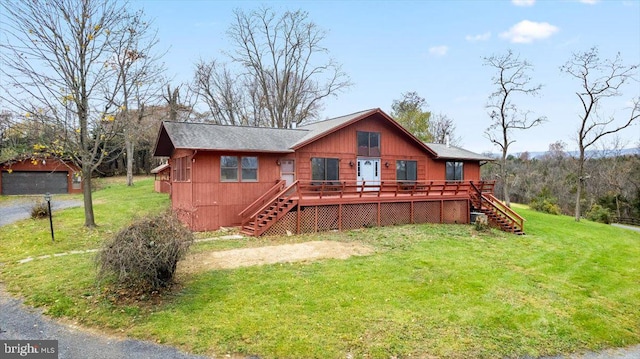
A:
[574,151,585,222]
[82,162,96,228]
[126,136,134,186]
[501,148,511,207]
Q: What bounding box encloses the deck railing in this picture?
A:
[295,180,489,201]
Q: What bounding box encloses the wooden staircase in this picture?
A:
[239,181,299,237]
[470,182,525,235]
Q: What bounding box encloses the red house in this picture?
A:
[151,162,171,193]
[0,157,82,195]
[153,108,524,235]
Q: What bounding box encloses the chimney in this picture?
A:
[445,134,450,148]
[291,122,297,129]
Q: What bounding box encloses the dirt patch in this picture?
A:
[178,241,375,274]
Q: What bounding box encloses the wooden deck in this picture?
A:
[239,180,505,236]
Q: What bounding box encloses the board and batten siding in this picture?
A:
[170,150,285,231]
[295,114,435,182]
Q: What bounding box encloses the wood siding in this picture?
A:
[295,115,434,182]
[170,150,286,231]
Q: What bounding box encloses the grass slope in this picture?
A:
[0,180,638,358]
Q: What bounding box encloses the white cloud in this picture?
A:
[465,32,491,42]
[429,45,449,56]
[512,0,536,6]
[500,20,559,43]
[579,0,599,4]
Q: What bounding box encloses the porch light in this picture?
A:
[385,161,390,168]
[276,159,281,166]
[349,160,354,167]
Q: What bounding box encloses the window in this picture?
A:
[241,157,258,181]
[220,156,238,181]
[446,161,463,181]
[396,160,417,181]
[311,158,339,181]
[357,131,381,157]
[173,156,191,182]
[221,156,258,182]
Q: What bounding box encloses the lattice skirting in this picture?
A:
[263,200,469,236]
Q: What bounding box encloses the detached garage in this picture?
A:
[0,158,82,195]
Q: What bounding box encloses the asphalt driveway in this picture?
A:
[0,286,208,359]
[0,196,83,226]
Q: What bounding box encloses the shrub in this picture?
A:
[585,204,612,224]
[30,201,49,219]
[529,188,562,215]
[529,198,563,215]
[97,212,194,291]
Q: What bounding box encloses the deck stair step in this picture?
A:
[470,188,525,235]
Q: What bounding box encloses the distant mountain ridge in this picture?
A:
[488,147,640,159]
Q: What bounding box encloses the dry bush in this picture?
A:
[97,212,194,292]
[30,201,49,219]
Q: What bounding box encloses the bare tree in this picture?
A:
[225,7,351,128]
[483,50,546,207]
[192,59,247,125]
[560,47,639,221]
[0,0,144,227]
[430,113,461,146]
[162,84,195,122]
[106,9,164,186]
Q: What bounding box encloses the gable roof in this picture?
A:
[426,142,494,161]
[153,109,488,161]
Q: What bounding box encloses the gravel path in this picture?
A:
[0,285,208,359]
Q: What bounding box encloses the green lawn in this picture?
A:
[1,179,638,358]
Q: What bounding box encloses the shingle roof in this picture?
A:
[153,109,490,162]
[158,121,308,154]
[426,142,494,161]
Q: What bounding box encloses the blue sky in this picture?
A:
[136,0,640,153]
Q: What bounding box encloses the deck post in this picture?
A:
[410,201,414,224]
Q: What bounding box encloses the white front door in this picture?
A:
[357,158,380,191]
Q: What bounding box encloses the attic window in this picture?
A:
[357,131,380,157]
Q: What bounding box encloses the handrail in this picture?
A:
[244,180,299,221]
[484,194,526,224]
[239,180,286,220]
[470,181,524,233]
